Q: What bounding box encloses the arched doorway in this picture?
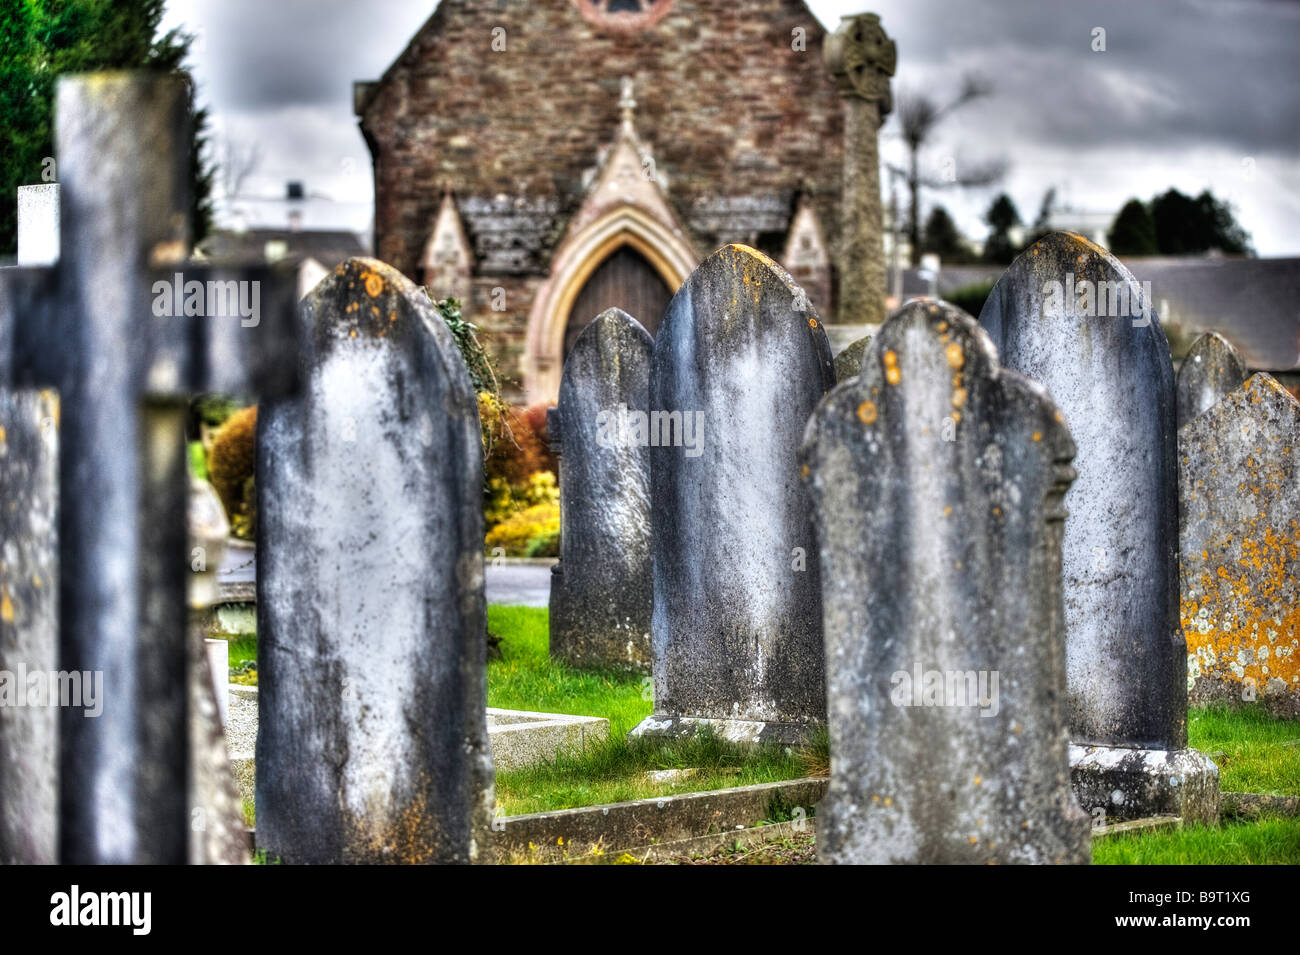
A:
[564,245,672,358]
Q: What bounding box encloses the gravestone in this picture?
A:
[187,478,249,864]
[1176,331,1248,429]
[630,245,835,745]
[0,73,300,863]
[257,257,494,864]
[0,391,58,864]
[1180,373,1300,717]
[548,307,653,672]
[803,300,1089,864]
[980,232,1217,823]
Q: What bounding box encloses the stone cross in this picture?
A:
[548,307,653,672]
[1176,331,1247,429]
[256,258,494,864]
[803,299,1089,864]
[825,13,895,326]
[979,232,1217,824]
[0,73,300,863]
[1180,373,1300,717]
[630,245,835,745]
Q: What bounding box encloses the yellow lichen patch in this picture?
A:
[1032,431,1043,442]
[943,506,952,516]
[857,401,878,425]
[1,587,13,623]
[362,270,385,298]
[0,425,6,444]
[800,463,810,479]
[952,387,967,409]
[936,320,948,332]
[883,350,901,385]
[808,317,818,329]
[1182,516,1300,701]
[946,343,965,370]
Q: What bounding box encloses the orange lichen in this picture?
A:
[946,343,964,370]
[883,350,901,385]
[857,401,877,425]
[363,271,384,298]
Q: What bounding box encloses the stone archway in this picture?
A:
[525,205,695,404]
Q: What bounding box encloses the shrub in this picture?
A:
[484,501,560,557]
[208,405,257,540]
[944,280,995,319]
[485,402,556,487]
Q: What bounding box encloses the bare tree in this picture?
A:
[889,74,1007,265]
[216,136,263,202]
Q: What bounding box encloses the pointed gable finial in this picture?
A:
[619,76,637,133]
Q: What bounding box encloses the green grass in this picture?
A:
[486,604,824,815]
[1094,816,1300,865]
[486,605,649,734]
[1187,704,1300,796]
[494,725,822,816]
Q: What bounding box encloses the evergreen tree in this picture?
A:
[922,205,969,261]
[1150,188,1253,256]
[1108,199,1158,255]
[0,0,213,255]
[982,193,1021,264]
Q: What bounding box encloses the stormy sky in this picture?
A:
[161,0,1300,255]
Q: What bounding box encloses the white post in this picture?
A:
[17,184,60,266]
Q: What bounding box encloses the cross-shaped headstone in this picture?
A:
[0,73,299,864]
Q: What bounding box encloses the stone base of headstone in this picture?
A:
[628,715,816,748]
[549,564,651,673]
[1070,744,1219,826]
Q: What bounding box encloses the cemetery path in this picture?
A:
[485,563,551,607]
[216,543,551,608]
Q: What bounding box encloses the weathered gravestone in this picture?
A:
[630,245,835,745]
[0,73,300,863]
[803,300,1090,864]
[1177,332,1248,429]
[257,258,494,864]
[0,391,58,864]
[548,307,653,672]
[1180,373,1300,717]
[979,232,1218,823]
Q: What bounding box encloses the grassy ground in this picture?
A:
[1093,817,1300,864]
[485,605,1300,863]
[1187,704,1300,795]
[487,604,824,815]
[486,605,648,734]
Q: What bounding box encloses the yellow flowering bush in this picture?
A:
[485,502,560,557]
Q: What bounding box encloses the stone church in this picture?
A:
[355,0,854,403]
